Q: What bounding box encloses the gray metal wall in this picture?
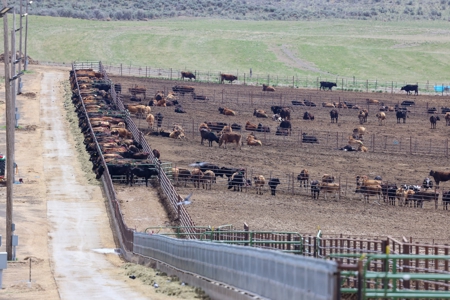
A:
[134,233,337,300]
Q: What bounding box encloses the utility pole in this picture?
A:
[18,0,23,94]
[3,0,13,261]
[23,1,30,71]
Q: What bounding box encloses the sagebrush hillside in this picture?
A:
[21,0,450,21]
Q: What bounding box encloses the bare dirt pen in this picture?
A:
[109,75,450,242]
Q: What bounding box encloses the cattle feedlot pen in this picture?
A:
[330,253,450,299]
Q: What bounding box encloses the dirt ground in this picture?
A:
[109,75,450,243]
[0,65,206,300]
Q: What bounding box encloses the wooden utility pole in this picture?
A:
[3,0,14,261]
[18,0,23,94]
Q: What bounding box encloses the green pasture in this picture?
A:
[3,16,450,82]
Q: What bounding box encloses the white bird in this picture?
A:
[177,192,193,206]
[189,161,208,167]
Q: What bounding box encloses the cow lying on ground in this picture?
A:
[262,84,275,92]
[253,109,268,118]
[302,133,318,143]
[303,112,314,120]
[218,107,236,116]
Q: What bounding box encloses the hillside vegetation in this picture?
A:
[24,0,450,21]
[12,16,450,83]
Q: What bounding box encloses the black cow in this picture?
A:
[429,170,450,186]
[271,106,283,114]
[114,83,122,94]
[304,100,316,107]
[401,84,418,95]
[130,166,158,187]
[303,112,314,120]
[227,171,245,192]
[231,123,242,131]
[217,167,241,179]
[155,113,164,128]
[200,130,220,147]
[175,105,186,113]
[311,180,320,199]
[430,115,440,129]
[279,120,291,134]
[387,186,398,205]
[320,81,337,91]
[396,111,407,123]
[339,145,357,151]
[95,164,131,183]
[181,71,196,81]
[268,178,281,196]
[330,109,338,123]
[302,133,319,144]
[443,191,450,210]
[292,100,304,106]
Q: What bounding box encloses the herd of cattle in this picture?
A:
[179,73,420,96]
[71,70,450,211]
[70,69,160,187]
[170,162,450,209]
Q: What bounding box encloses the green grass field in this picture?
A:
[5,16,450,82]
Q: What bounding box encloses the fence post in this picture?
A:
[170,68,172,80]
[244,73,246,85]
[244,222,249,246]
[120,63,122,76]
[403,242,410,289]
[391,81,393,94]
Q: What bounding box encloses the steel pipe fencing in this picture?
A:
[134,233,338,300]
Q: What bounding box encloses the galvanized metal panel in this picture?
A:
[134,233,337,300]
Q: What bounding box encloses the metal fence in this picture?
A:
[134,233,338,300]
[143,114,450,157]
[103,62,450,95]
[102,64,200,238]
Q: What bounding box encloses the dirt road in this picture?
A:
[0,65,197,299]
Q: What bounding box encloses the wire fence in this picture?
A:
[102,62,450,95]
[138,114,450,157]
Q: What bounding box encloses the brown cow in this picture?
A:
[262,84,275,92]
[220,74,237,84]
[218,107,236,116]
[245,121,257,131]
[219,132,242,150]
[181,71,196,80]
[253,175,266,195]
[430,170,450,186]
